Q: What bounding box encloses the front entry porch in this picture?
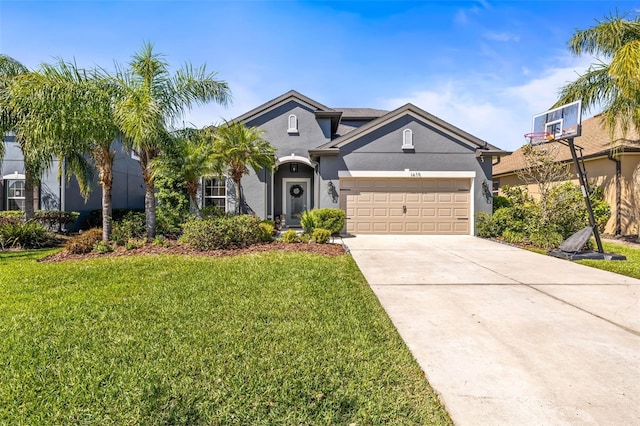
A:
[272,159,315,227]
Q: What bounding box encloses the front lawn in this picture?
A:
[576,241,640,279]
[0,250,451,425]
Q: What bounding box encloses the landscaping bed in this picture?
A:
[41,239,347,262]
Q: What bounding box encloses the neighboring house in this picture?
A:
[493,114,640,236]
[1,132,145,225]
[213,90,507,235]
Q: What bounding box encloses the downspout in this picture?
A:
[607,152,622,236]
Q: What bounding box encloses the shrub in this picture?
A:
[502,229,528,245]
[258,221,274,242]
[309,208,345,234]
[529,231,563,249]
[280,229,300,243]
[0,210,25,221]
[299,210,316,234]
[201,205,226,218]
[66,228,103,254]
[86,208,144,228]
[0,221,55,250]
[475,212,498,238]
[312,228,331,244]
[92,240,113,254]
[33,210,79,231]
[492,195,512,212]
[111,212,146,246]
[180,215,265,250]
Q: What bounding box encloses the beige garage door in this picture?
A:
[340,178,471,234]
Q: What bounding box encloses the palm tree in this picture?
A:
[213,121,276,214]
[112,42,230,239]
[555,12,640,237]
[151,126,221,218]
[555,12,640,135]
[0,55,54,219]
[8,59,120,241]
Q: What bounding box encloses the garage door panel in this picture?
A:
[341,178,471,235]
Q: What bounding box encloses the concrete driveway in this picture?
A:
[343,235,640,425]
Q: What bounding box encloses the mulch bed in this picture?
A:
[41,240,347,263]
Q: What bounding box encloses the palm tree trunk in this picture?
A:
[145,182,156,240]
[633,164,640,238]
[96,146,115,242]
[24,169,35,219]
[189,192,202,218]
[101,184,113,242]
[140,154,156,240]
[234,180,241,215]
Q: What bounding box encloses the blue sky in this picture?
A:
[0,0,635,151]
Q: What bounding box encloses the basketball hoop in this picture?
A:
[524,131,553,145]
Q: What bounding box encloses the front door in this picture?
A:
[283,179,309,226]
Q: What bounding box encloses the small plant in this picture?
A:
[125,238,146,250]
[299,210,316,234]
[280,229,300,243]
[92,240,114,254]
[312,228,331,244]
[258,221,274,242]
[152,236,171,247]
[299,233,311,243]
[66,228,103,254]
[0,220,55,250]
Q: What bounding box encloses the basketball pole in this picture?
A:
[567,137,604,254]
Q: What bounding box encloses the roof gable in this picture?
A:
[316,103,500,152]
[231,90,334,124]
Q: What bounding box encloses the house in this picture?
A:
[493,114,640,236]
[212,90,507,235]
[1,132,145,224]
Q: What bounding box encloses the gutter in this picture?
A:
[607,152,622,236]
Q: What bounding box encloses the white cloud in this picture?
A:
[381,55,598,152]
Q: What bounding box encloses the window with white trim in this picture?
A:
[402,128,414,149]
[203,177,227,211]
[287,114,298,133]
[6,179,25,210]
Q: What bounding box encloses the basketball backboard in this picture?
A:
[531,100,582,142]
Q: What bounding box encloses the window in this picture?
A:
[203,177,227,210]
[402,128,413,149]
[287,114,298,133]
[6,179,25,210]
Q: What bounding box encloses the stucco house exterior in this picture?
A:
[1,132,144,223]
[493,114,640,236]
[212,90,507,235]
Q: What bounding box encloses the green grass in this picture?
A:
[576,241,640,279]
[0,249,451,425]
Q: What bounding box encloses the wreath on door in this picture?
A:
[289,184,304,198]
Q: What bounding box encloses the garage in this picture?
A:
[340,177,471,235]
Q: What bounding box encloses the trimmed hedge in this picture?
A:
[180,215,266,250]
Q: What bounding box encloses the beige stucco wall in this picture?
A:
[495,154,640,236]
